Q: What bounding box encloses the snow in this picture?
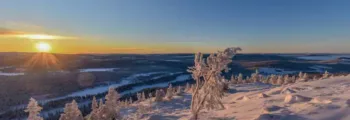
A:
[309,65,332,73]
[79,68,119,72]
[66,72,167,97]
[258,67,297,75]
[129,75,350,120]
[297,55,350,61]
[164,60,182,62]
[0,72,25,76]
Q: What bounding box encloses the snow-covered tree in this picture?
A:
[303,73,308,81]
[283,75,290,84]
[165,84,174,100]
[128,97,133,104]
[322,71,330,79]
[141,92,146,101]
[230,74,237,84]
[59,100,84,120]
[187,47,241,120]
[269,74,278,85]
[277,75,284,85]
[100,87,121,120]
[154,90,163,102]
[185,83,191,92]
[88,96,99,120]
[298,72,303,79]
[176,85,183,95]
[237,73,243,84]
[251,69,260,83]
[25,98,43,120]
[137,93,142,102]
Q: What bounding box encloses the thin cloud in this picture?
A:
[0,27,77,40]
[0,28,24,35]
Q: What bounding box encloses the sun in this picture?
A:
[36,42,52,52]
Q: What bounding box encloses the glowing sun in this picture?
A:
[36,42,52,52]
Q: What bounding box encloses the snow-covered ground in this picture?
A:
[79,68,119,72]
[258,67,297,75]
[0,72,25,76]
[134,75,350,120]
[309,65,332,73]
[297,55,350,61]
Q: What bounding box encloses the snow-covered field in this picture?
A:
[258,67,297,75]
[133,75,350,120]
[297,55,350,61]
[309,65,332,73]
[0,72,25,76]
[79,68,119,72]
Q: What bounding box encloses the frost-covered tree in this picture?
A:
[230,74,237,84]
[154,90,163,102]
[136,93,142,102]
[187,47,241,120]
[237,73,243,84]
[322,71,330,79]
[165,84,174,100]
[185,83,191,92]
[100,87,121,120]
[277,75,284,85]
[283,75,290,84]
[141,92,146,101]
[269,74,278,85]
[303,73,308,81]
[88,96,99,120]
[176,85,183,95]
[251,69,260,83]
[59,100,84,120]
[128,97,133,104]
[25,98,43,120]
[291,75,296,83]
[298,72,303,80]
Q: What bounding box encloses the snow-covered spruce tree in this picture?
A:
[276,75,284,85]
[176,85,183,95]
[251,69,260,83]
[291,75,297,83]
[128,97,133,105]
[237,73,243,84]
[25,98,44,120]
[141,92,146,101]
[59,100,84,120]
[322,71,329,79]
[298,72,303,80]
[185,83,191,92]
[136,93,142,102]
[100,87,121,120]
[283,75,290,84]
[87,96,99,120]
[230,74,237,84]
[187,47,241,120]
[303,73,309,81]
[269,74,277,85]
[154,90,163,102]
[165,84,174,100]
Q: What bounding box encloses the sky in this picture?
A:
[0,0,350,54]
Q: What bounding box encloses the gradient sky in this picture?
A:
[0,0,350,54]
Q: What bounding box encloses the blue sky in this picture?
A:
[0,0,350,53]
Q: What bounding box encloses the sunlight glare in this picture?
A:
[36,42,52,52]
